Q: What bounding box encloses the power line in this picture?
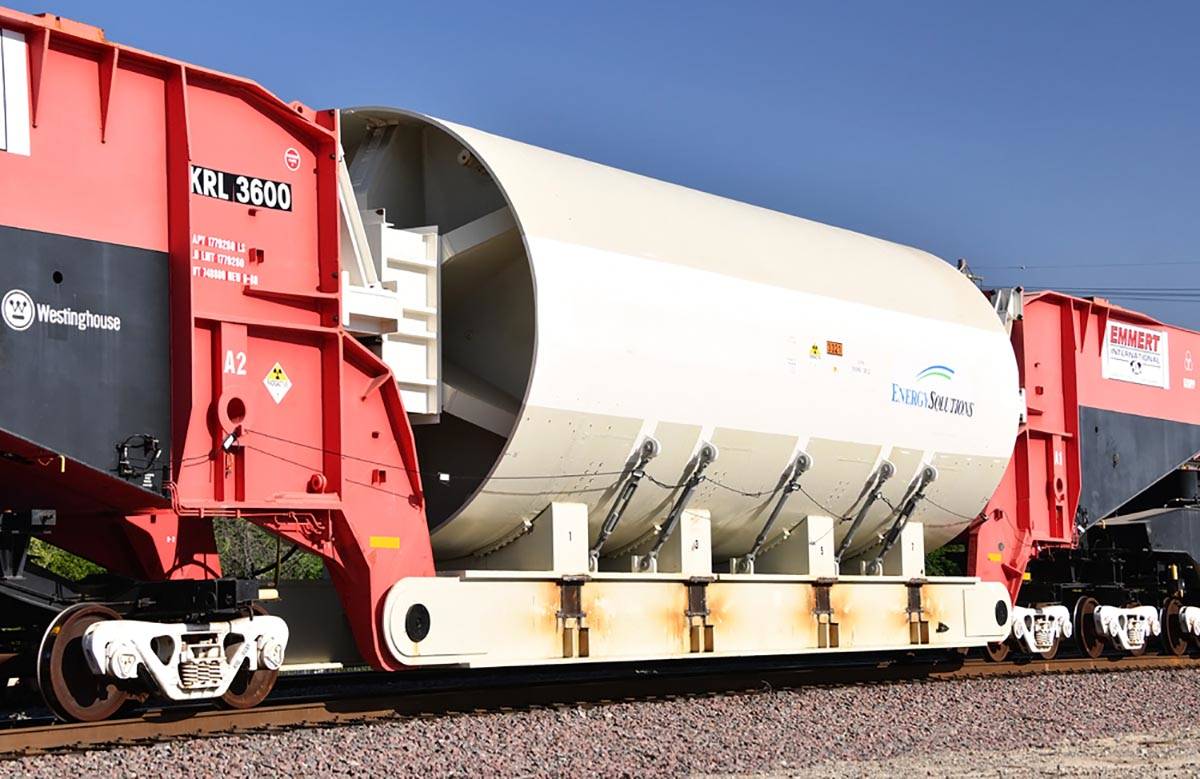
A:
[1045,287,1200,294]
[974,260,1200,271]
[1052,285,1200,291]
[1092,297,1200,303]
[1023,287,1200,303]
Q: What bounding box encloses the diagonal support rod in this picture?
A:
[589,437,660,571]
[736,451,813,573]
[834,460,896,565]
[867,465,938,575]
[639,442,719,572]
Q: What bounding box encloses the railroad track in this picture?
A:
[2,652,1198,757]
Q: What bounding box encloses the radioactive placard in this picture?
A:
[263,361,292,404]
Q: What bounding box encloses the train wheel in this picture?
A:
[221,660,277,709]
[983,640,1011,662]
[220,605,278,710]
[1073,596,1105,659]
[1160,598,1187,656]
[37,604,129,722]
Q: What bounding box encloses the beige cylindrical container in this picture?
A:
[340,108,1021,567]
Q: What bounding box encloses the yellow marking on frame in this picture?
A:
[1023,572,1032,581]
[986,552,1002,563]
[369,535,401,550]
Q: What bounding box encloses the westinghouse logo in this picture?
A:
[890,364,975,417]
[1,290,34,331]
[1,289,121,333]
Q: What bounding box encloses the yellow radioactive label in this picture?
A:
[263,361,293,404]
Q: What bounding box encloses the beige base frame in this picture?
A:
[382,572,1012,666]
[381,503,1011,666]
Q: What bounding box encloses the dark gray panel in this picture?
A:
[1142,508,1200,555]
[0,225,170,493]
[1078,406,1200,525]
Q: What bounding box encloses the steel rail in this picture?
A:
[2,652,1198,757]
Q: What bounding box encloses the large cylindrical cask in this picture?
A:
[340,108,1021,566]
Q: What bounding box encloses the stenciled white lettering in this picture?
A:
[35,302,122,333]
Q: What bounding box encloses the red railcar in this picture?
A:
[0,8,429,719]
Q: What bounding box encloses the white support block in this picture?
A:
[0,30,5,152]
[882,521,925,578]
[656,509,712,576]
[754,515,836,576]
[338,202,441,421]
[342,276,401,334]
[1,29,32,156]
[474,502,589,575]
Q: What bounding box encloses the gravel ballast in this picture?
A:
[4,667,1200,777]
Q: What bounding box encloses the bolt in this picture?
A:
[260,639,284,671]
[107,642,141,680]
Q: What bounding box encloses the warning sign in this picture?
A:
[263,362,293,404]
[1102,321,1169,389]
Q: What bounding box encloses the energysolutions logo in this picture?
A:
[890,364,975,417]
[915,364,954,381]
[1,289,121,334]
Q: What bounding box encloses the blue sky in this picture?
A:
[16,1,1200,326]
